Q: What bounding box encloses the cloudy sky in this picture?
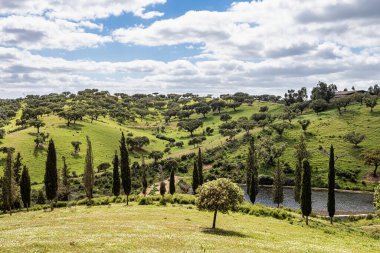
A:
[0,0,379,98]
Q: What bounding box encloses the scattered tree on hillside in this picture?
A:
[112,152,120,197]
[71,141,82,155]
[177,119,203,137]
[364,95,378,112]
[311,82,337,102]
[271,122,289,137]
[159,180,166,197]
[331,96,352,114]
[20,166,31,211]
[195,103,211,118]
[149,151,164,164]
[0,128,5,139]
[310,99,328,114]
[298,119,311,133]
[362,149,380,177]
[13,152,23,184]
[45,139,58,211]
[120,133,131,205]
[29,119,45,133]
[220,113,232,122]
[196,178,244,229]
[328,145,336,224]
[272,160,284,208]
[301,159,312,225]
[237,117,255,136]
[343,131,365,148]
[192,161,199,194]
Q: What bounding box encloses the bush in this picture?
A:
[238,203,294,220]
[139,197,153,205]
[258,175,273,185]
[156,134,176,143]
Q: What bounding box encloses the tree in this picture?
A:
[112,152,120,197]
[364,95,378,112]
[294,135,310,203]
[195,103,211,118]
[177,119,203,137]
[169,169,175,195]
[60,156,70,201]
[142,158,148,196]
[362,149,380,177]
[220,113,231,122]
[192,160,199,194]
[13,152,23,184]
[328,145,335,224]
[0,128,6,139]
[45,139,58,211]
[210,99,226,114]
[247,139,258,203]
[298,119,311,133]
[83,136,94,203]
[20,166,31,211]
[272,160,284,208]
[28,119,45,133]
[196,178,244,229]
[343,131,365,148]
[198,148,204,185]
[271,122,289,137]
[149,151,164,163]
[301,159,312,225]
[310,99,328,114]
[120,133,131,205]
[311,81,337,102]
[2,151,16,215]
[331,97,352,114]
[237,117,255,136]
[71,141,81,155]
[159,181,166,197]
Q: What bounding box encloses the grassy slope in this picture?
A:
[0,204,378,253]
[1,101,379,190]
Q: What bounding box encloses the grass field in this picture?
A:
[0,204,379,253]
[1,100,379,190]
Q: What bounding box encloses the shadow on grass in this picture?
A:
[201,228,249,238]
[57,124,84,131]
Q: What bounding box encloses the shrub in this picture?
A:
[258,175,274,185]
[138,197,153,205]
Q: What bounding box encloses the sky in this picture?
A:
[0,0,379,98]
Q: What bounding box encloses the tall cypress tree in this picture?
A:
[45,139,58,211]
[3,151,16,215]
[248,139,259,203]
[272,159,284,208]
[120,132,131,205]
[83,136,94,203]
[294,135,309,203]
[301,159,312,225]
[13,152,22,184]
[112,152,120,197]
[169,169,176,195]
[192,160,199,194]
[61,156,70,201]
[328,145,336,224]
[20,166,31,211]
[198,148,203,185]
[141,157,148,196]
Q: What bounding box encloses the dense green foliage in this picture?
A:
[328,145,336,224]
[301,159,312,225]
[44,140,57,209]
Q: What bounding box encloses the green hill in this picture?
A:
[0,94,379,191]
[0,203,379,253]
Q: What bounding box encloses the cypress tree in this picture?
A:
[20,166,31,211]
[112,152,120,197]
[169,169,176,195]
[83,136,94,203]
[272,159,284,208]
[141,157,148,196]
[198,148,203,185]
[45,139,58,211]
[120,132,131,205]
[301,159,312,225]
[328,145,336,224]
[61,156,70,201]
[294,135,309,203]
[192,160,199,194]
[13,152,22,184]
[3,151,16,215]
[248,139,259,203]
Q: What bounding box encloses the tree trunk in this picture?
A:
[126,195,129,206]
[306,216,309,225]
[277,203,280,208]
[330,216,333,225]
[50,200,54,211]
[212,209,218,229]
[374,165,378,177]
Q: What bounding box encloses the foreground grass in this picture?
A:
[0,204,378,252]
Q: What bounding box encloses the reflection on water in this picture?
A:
[242,186,374,213]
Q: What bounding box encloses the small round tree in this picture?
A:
[196,178,244,229]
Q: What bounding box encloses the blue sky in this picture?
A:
[0,0,379,98]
